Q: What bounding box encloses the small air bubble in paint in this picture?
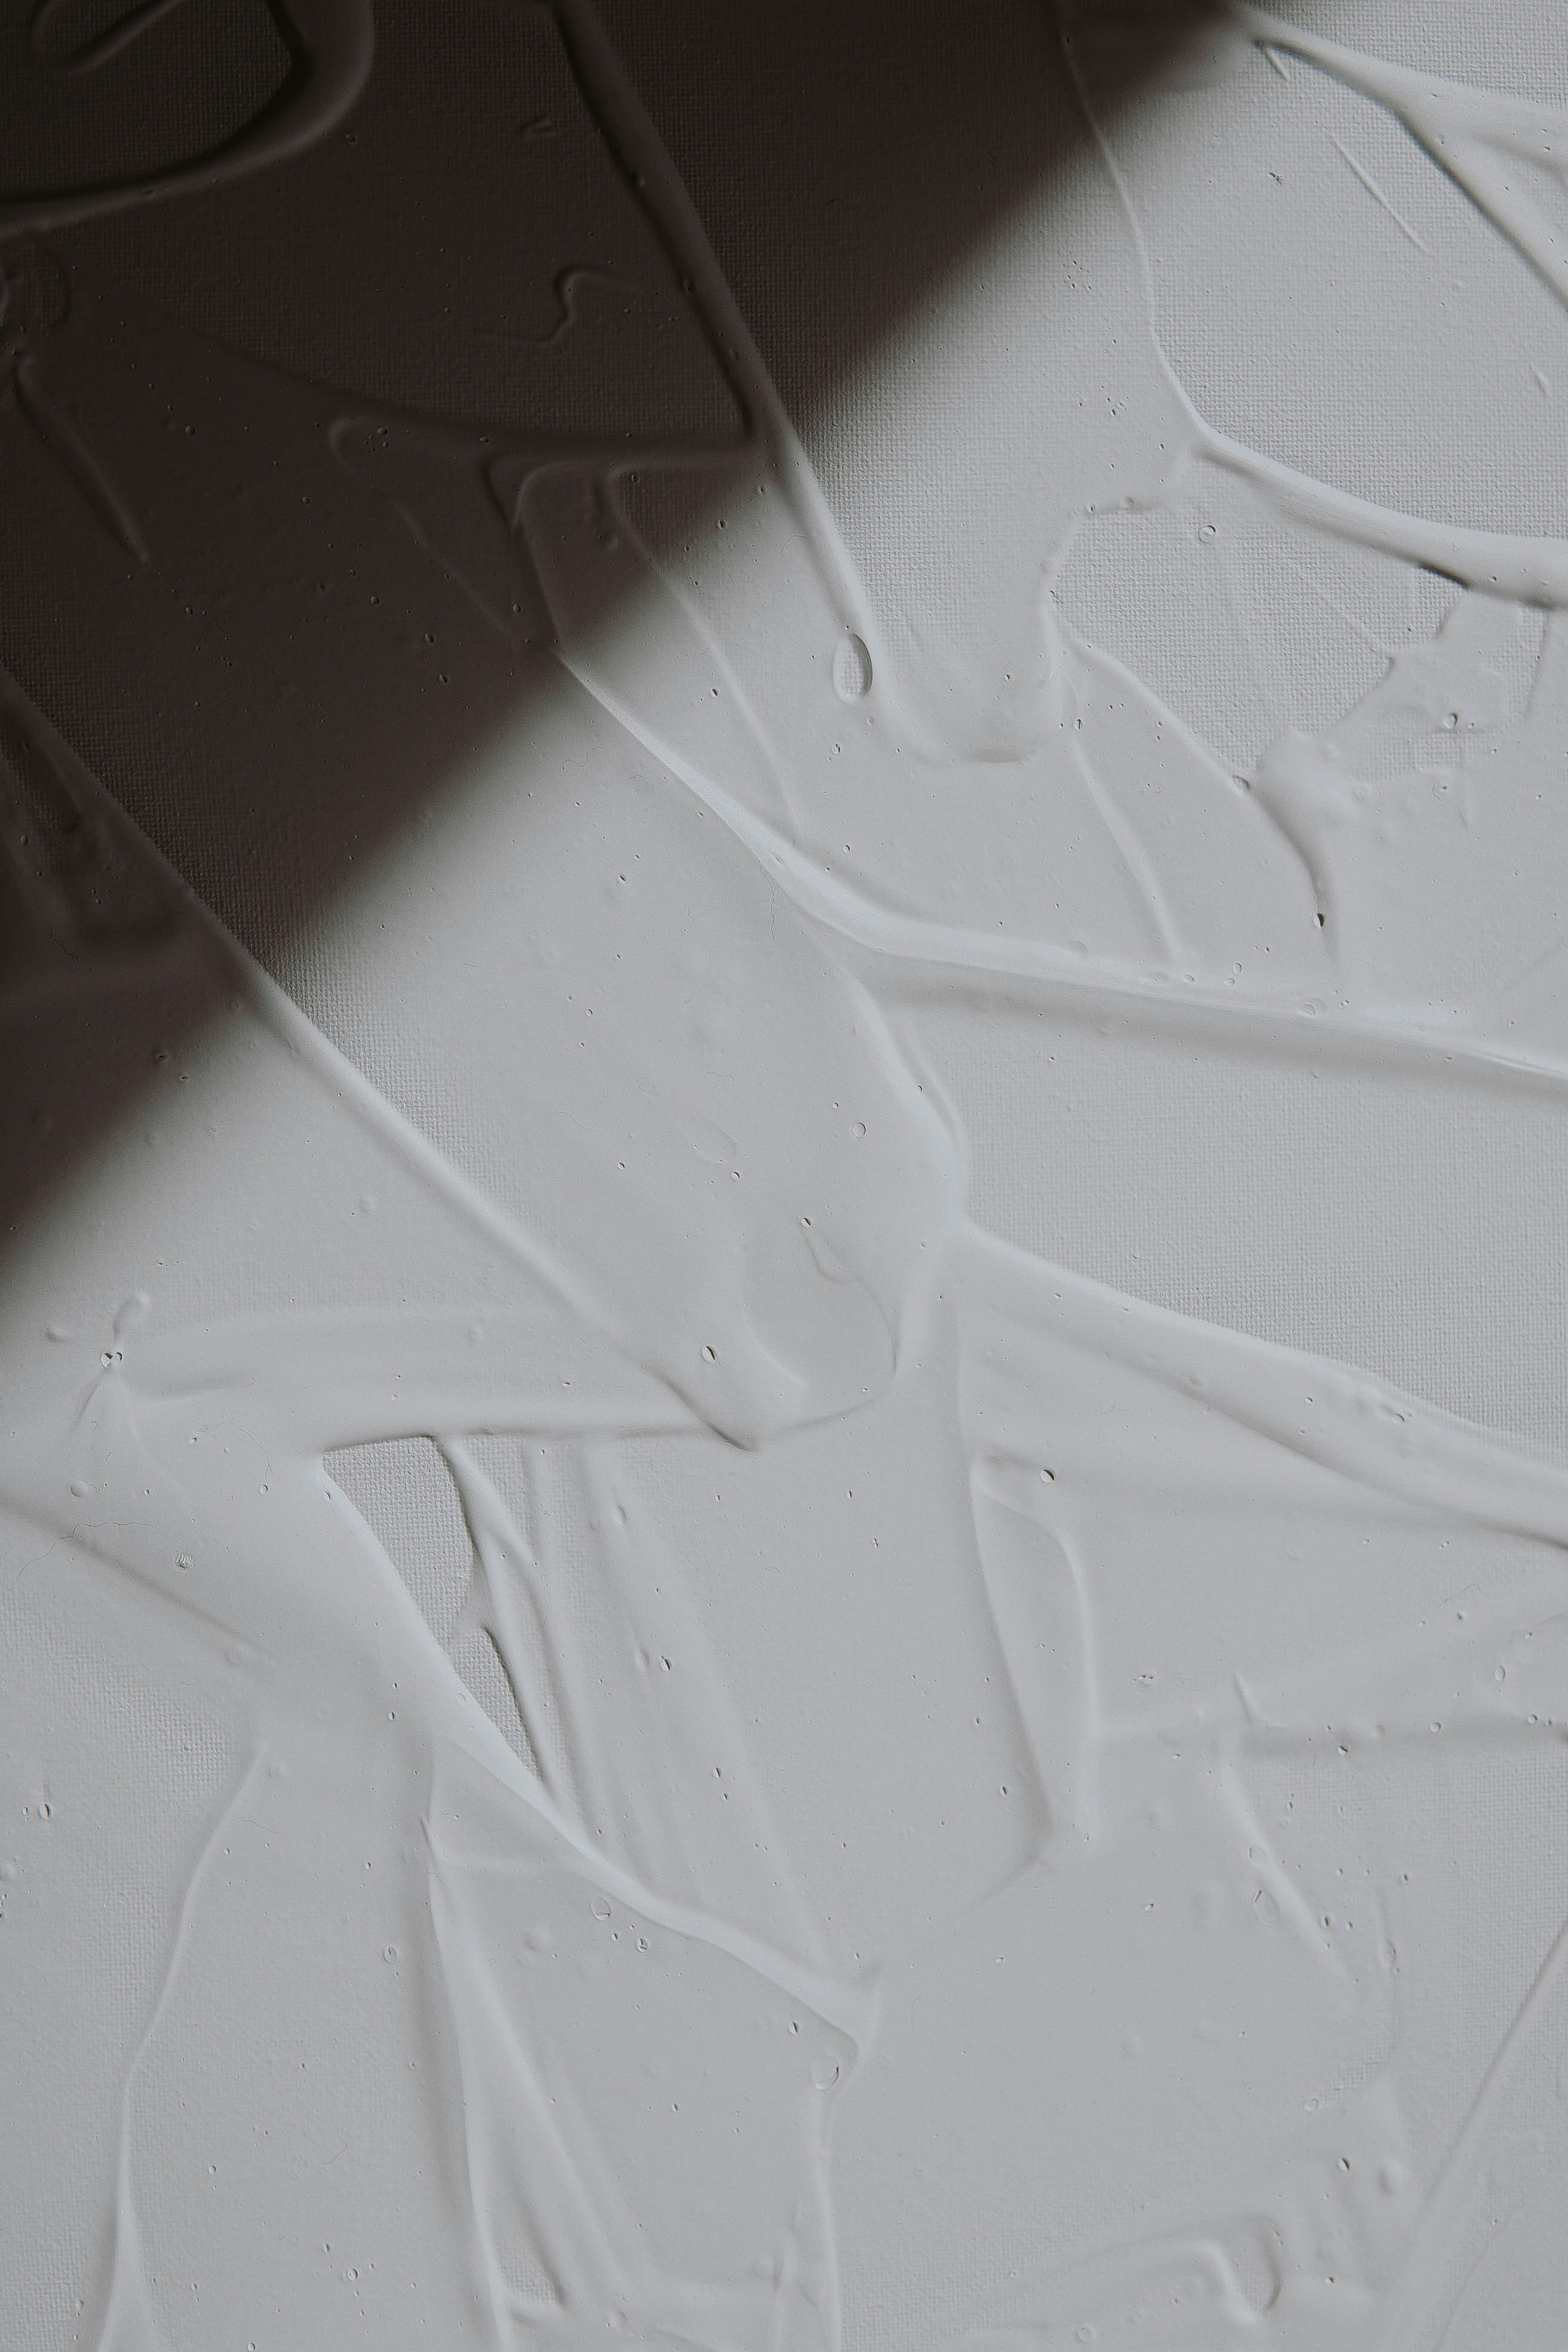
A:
[832,633,872,702]
[38,1802,51,1821]
[69,1480,91,1498]
[811,2052,840,2088]
[176,1555,194,1572]
[383,1945,398,1962]
[591,1895,611,1921]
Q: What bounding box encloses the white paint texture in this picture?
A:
[2,1,1567,2345]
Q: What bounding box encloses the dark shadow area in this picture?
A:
[0,0,1238,1254]
[596,0,1234,453]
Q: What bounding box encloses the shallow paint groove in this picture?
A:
[2,3,1567,2347]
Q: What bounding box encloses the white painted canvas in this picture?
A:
[2,4,1566,2345]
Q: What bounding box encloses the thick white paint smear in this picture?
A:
[2,3,1567,2346]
